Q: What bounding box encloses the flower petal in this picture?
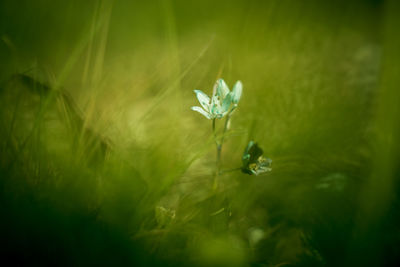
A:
[210,96,226,118]
[232,81,242,104]
[191,106,211,119]
[221,92,232,112]
[194,90,210,111]
[210,95,220,110]
[217,79,230,99]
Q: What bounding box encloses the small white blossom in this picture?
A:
[191,79,242,119]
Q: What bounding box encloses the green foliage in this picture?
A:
[242,141,272,175]
[1,0,399,266]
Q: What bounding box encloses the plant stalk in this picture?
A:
[212,114,232,190]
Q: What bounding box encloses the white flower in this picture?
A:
[191,79,242,119]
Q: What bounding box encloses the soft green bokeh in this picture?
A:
[1,0,399,266]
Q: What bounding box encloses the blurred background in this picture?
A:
[1,0,399,266]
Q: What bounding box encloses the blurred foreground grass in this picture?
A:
[1,0,399,266]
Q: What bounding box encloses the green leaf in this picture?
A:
[242,141,272,175]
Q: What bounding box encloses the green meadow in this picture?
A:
[1,0,400,266]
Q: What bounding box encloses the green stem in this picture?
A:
[212,119,220,190]
[211,114,232,190]
[217,114,231,170]
[220,113,231,146]
[212,118,218,147]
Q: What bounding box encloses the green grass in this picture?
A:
[1,0,399,266]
